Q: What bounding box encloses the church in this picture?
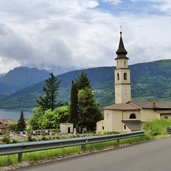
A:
[97,32,171,132]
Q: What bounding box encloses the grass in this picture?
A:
[0,155,17,167]
[23,146,80,161]
[0,135,151,168]
[0,147,81,167]
[143,119,171,136]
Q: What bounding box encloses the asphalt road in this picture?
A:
[16,138,171,171]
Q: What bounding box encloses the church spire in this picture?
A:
[114,31,131,104]
[115,32,128,59]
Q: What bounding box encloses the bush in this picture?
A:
[143,119,171,136]
[8,121,18,132]
[10,139,19,144]
[2,135,10,144]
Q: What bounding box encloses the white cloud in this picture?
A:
[102,0,122,5]
[0,0,170,74]
[0,57,20,74]
[131,0,171,15]
[79,0,99,8]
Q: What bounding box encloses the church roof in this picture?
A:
[104,101,171,111]
[155,110,171,114]
[104,103,140,111]
[115,32,128,60]
[131,101,171,109]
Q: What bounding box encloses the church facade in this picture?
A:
[97,32,171,132]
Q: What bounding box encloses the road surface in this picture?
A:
[16,138,171,171]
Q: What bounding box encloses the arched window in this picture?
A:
[117,73,119,80]
[124,61,126,67]
[129,113,136,119]
[124,73,127,80]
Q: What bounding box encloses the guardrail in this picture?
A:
[0,131,144,162]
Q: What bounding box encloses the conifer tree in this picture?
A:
[17,110,26,131]
[70,80,78,126]
[77,87,102,132]
[76,72,91,90]
[70,72,91,127]
[70,72,101,132]
[36,73,60,111]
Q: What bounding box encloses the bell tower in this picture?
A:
[115,32,131,104]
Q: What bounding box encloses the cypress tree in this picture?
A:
[17,110,26,131]
[70,80,78,126]
[70,72,93,131]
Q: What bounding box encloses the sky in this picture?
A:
[0,0,171,74]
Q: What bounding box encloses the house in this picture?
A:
[60,123,74,134]
[97,32,171,132]
[0,119,9,133]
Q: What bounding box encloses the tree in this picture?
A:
[39,109,57,129]
[76,72,91,90]
[77,87,102,132]
[17,110,26,131]
[70,80,78,126]
[70,72,91,129]
[39,106,70,129]
[29,106,44,130]
[8,121,18,132]
[56,105,70,124]
[36,73,60,111]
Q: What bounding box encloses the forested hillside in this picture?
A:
[0,59,171,108]
[0,67,49,93]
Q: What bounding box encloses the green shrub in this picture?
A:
[143,119,171,136]
[10,139,19,144]
[2,134,10,144]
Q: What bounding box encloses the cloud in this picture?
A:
[131,0,171,15]
[0,0,170,74]
[0,57,20,74]
[102,0,122,5]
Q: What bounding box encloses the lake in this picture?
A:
[0,108,33,121]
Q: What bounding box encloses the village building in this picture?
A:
[97,32,171,132]
[60,123,74,134]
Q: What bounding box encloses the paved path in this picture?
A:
[16,138,171,171]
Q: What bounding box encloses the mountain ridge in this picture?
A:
[0,59,171,108]
[0,67,49,93]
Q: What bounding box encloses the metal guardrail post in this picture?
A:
[18,152,22,163]
[81,144,85,150]
[117,139,120,146]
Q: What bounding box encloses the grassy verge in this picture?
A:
[0,135,151,168]
[143,119,171,136]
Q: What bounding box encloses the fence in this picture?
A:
[0,131,144,162]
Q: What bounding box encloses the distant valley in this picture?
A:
[0,59,171,109]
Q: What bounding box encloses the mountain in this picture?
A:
[0,59,171,108]
[48,65,77,75]
[0,67,49,93]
